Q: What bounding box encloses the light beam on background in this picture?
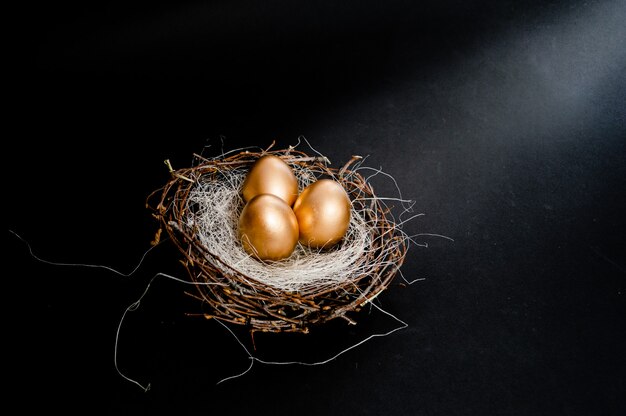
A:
[454,0,626,141]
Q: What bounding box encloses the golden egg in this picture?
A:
[238,193,299,261]
[293,179,351,249]
[242,155,299,206]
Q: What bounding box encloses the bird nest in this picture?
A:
[148,146,408,334]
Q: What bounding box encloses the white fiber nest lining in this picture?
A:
[184,164,399,293]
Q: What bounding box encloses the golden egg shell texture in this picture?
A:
[238,193,299,261]
[293,179,351,249]
[241,155,299,206]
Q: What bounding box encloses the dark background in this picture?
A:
[7,0,625,414]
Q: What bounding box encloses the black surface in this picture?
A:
[7,1,625,414]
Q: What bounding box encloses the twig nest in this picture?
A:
[149,147,409,333]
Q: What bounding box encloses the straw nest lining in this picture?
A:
[149,147,408,334]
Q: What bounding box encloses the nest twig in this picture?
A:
[147,147,408,334]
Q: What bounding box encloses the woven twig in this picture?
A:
[147,148,408,334]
